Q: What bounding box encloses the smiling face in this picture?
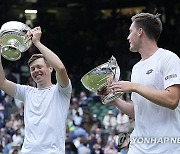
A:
[127,22,141,52]
[29,58,53,86]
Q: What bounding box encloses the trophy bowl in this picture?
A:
[0,21,32,61]
[81,56,123,104]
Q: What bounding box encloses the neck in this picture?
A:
[139,40,159,60]
[37,82,53,89]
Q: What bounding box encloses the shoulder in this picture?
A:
[57,79,72,92]
[158,48,179,59]
[16,84,35,91]
[151,48,180,69]
[15,84,36,101]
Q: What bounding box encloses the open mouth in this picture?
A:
[34,74,42,79]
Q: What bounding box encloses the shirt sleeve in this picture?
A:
[162,52,180,89]
[14,84,30,102]
[58,79,72,98]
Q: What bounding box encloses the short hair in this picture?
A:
[28,54,50,67]
[131,13,162,42]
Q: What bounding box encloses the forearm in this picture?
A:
[134,83,180,109]
[34,41,69,87]
[34,41,65,71]
[112,99,134,119]
[0,56,16,97]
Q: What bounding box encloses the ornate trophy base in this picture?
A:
[102,92,123,104]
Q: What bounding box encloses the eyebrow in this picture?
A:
[30,64,43,69]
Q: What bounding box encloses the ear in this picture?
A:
[49,67,54,73]
[138,28,143,37]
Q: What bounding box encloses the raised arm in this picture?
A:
[0,44,16,97]
[28,27,69,87]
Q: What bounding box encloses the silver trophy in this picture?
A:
[0,21,32,61]
[81,56,123,104]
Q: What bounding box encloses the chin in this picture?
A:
[129,47,134,52]
[130,47,137,52]
[34,78,43,84]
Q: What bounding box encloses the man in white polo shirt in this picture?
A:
[0,26,72,153]
[102,13,180,154]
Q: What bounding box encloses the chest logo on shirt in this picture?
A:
[146,69,153,75]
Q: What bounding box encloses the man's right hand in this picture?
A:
[27,27,42,45]
[97,85,117,105]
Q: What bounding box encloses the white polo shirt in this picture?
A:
[15,81,72,154]
[128,48,180,154]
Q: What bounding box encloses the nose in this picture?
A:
[33,67,39,73]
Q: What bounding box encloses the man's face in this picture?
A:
[127,22,141,52]
[29,58,52,84]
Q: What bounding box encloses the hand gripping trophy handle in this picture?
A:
[0,21,32,61]
[81,55,123,104]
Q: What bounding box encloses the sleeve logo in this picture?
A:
[165,74,177,80]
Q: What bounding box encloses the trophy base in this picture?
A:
[102,92,123,104]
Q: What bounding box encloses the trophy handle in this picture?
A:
[108,55,120,80]
[24,35,32,45]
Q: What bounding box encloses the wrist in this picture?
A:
[112,99,119,106]
[132,83,139,92]
[33,40,41,47]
